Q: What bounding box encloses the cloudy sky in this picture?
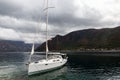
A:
[0,0,120,43]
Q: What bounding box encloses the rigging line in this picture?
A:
[29,0,46,63]
[37,0,46,44]
[37,0,55,49]
[32,0,46,70]
[45,0,49,60]
[42,0,46,9]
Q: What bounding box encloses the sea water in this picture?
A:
[0,52,28,80]
[0,52,120,80]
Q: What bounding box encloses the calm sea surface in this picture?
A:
[0,52,120,80]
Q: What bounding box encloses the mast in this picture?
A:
[46,0,49,60]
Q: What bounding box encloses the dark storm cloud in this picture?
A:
[0,0,120,43]
[47,3,103,29]
[0,0,102,28]
[0,1,21,17]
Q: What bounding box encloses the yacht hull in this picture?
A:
[28,59,67,76]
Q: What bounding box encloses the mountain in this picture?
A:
[0,40,32,52]
[36,26,120,51]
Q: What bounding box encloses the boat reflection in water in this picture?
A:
[28,66,67,80]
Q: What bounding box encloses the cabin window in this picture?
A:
[45,64,48,65]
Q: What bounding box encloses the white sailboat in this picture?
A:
[28,0,68,76]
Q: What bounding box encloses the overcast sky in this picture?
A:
[0,0,120,43]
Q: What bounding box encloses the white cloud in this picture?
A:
[74,0,120,20]
[0,15,55,43]
[0,27,20,40]
[0,15,39,33]
[0,15,45,43]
